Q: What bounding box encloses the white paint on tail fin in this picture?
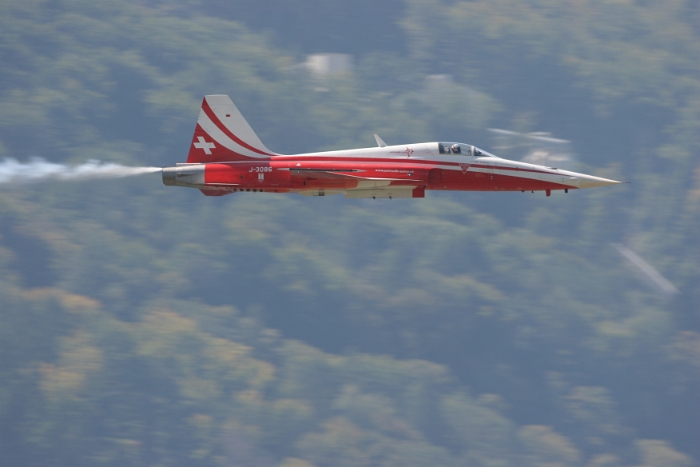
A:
[204,95,273,154]
[187,95,278,163]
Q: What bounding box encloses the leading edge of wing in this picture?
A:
[287,168,421,182]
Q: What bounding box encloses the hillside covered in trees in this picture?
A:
[1,1,699,466]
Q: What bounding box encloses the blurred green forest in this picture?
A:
[1,0,699,466]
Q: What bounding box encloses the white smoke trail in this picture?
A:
[612,243,678,294]
[0,158,162,184]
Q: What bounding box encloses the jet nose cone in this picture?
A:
[575,174,622,189]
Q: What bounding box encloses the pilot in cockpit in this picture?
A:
[451,144,461,154]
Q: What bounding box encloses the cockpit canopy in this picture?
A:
[438,142,494,157]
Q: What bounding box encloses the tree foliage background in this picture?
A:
[1,0,699,466]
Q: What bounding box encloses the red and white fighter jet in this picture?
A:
[163,95,620,198]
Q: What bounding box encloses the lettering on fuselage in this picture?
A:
[376,169,414,174]
[389,147,414,157]
[249,166,272,182]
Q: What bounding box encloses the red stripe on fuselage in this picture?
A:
[197,153,563,180]
[201,162,575,192]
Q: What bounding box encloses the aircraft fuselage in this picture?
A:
[163,95,620,198]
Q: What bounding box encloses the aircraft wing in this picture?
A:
[345,185,423,198]
[290,168,422,182]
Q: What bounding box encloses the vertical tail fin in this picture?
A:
[186,95,276,163]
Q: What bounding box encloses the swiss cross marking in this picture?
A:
[193,136,215,155]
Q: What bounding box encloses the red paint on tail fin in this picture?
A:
[200,99,273,157]
[187,123,248,163]
[186,95,277,163]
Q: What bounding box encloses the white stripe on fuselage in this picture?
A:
[271,143,436,161]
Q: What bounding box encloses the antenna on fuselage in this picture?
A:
[373,134,387,148]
